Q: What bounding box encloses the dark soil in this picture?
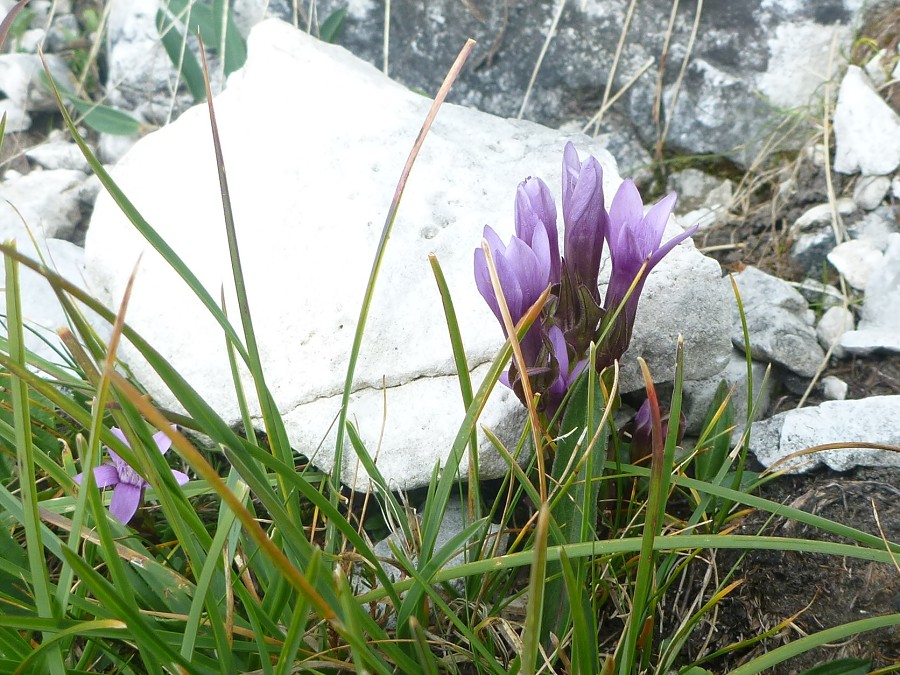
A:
[685,465,900,672]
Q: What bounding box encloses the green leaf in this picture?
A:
[319,8,346,43]
[694,379,734,483]
[156,8,207,102]
[67,98,141,136]
[543,363,608,644]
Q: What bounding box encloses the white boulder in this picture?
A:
[85,19,730,490]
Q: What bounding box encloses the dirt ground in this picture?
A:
[681,465,900,672]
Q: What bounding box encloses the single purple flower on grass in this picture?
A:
[562,142,609,296]
[600,179,698,367]
[73,426,189,525]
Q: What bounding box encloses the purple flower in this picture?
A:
[601,179,698,365]
[475,227,546,378]
[562,142,609,296]
[74,426,189,525]
[515,177,560,285]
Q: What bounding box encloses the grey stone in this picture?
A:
[750,396,900,473]
[827,239,884,291]
[26,140,91,173]
[729,266,825,378]
[852,207,899,250]
[0,54,75,133]
[791,228,838,277]
[105,0,217,118]
[0,169,86,241]
[833,66,900,176]
[248,0,863,169]
[790,200,856,234]
[682,349,774,436]
[84,20,731,491]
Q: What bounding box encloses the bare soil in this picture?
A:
[688,465,900,672]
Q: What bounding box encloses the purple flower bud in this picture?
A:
[516,177,560,285]
[629,399,686,462]
[474,223,552,373]
[600,180,698,367]
[562,142,609,297]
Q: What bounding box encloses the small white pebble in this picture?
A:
[817,306,855,359]
[822,375,848,401]
[852,175,890,210]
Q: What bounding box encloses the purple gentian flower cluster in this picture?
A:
[74,426,189,525]
[474,142,698,415]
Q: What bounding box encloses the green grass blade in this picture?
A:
[428,253,480,520]
[58,547,193,673]
[345,420,412,542]
[198,41,299,524]
[3,248,65,675]
[180,474,247,666]
[274,548,320,675]
[559,547,599,674]
[521,503,550,675]
[728,614,900,675]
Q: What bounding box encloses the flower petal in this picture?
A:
[517,177,560,283]
[562,142,581,206]
[475,229,503,323]
[153,427,174,455]
[109,427,129,447]
[503,237,543,316]
[636,191,678,254]
[92,464,120,488]
[607,179,643,260]
[170,470,190,486]
[548,325,569,376]
[107,448,127,473]
[648,222,699,270]
[109,482,143,524]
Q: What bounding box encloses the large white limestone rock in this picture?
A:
[84,19,730,491]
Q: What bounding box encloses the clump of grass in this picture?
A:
[0,5,898,675]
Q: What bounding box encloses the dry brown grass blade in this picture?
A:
[0,0,32,51]
[656,0,703,162]
[764,441,900,476]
